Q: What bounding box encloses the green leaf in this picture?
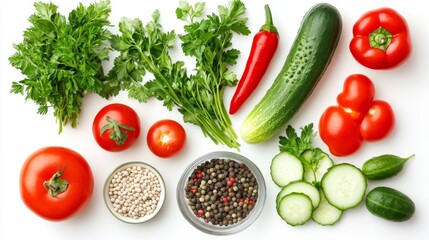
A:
[9,0,115,134]
[279,123,316,157]
[109,0,249,150]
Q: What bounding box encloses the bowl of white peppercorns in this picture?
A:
[103,161,166,224]
[177,151,266,235]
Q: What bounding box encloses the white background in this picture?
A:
[1,0,427,239]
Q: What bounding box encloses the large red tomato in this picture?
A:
[20,146,94,221]
[147,119,186,158]
[319,106,363,156]
[92,103,141,152]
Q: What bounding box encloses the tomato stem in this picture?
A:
[369,26,392,51]
[43,169,69,197]
[100,116,135,146]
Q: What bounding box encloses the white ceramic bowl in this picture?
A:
[176,151,266,235]
[104,161,166,224]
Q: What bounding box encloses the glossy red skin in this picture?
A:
[320,74,395,156]
[147,119,186,158]
[20,146,94,221]
[92,103,141,152]
[319,106,363,156]
[337,74,375,122]
[350,7,411,69]
[230,5,278,115]
[360,100,395,141]
[229,30,278,114]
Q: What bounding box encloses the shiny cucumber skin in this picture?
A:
[241,3,342,144]
[365,186,415,222]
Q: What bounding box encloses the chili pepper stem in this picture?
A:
[260,4,278,33]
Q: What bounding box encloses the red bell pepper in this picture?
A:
[349,7,411,69]
[319,74,395,156]
[229,4,279,114]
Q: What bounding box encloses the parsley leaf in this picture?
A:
[109,0,250,150]
[279,123,316,157]
[278,123,332,186]
[9,0,117,133]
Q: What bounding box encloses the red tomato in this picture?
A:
[92,103,141,152]
[319,106,363,156]
[360,100,395,141]
[147,119,186,158]
[20,146,94,221]
[337,74,375,122]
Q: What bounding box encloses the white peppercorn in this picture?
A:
[109,166,162,219]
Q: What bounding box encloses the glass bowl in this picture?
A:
[177,151,266,235]
[103,161,166,224]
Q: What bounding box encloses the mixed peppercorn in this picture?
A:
[184,158,259,226]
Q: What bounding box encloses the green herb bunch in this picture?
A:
[9,0,118,133]
[109,0,250,149]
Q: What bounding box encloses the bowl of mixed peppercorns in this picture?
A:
[103,161,166,224]
[177,151,266,235]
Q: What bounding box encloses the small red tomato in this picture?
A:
[147,119,186,158]
[360,100,395,141]
[92,103,141,152]
[337,74,375,122]
[20,146,94,221]
[319,106,363,156]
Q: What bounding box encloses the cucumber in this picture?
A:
[362,154,414,180]
[321,163,367,210]
[275,180,320,208]
[276,192,313,226]
[301,149,334,184]
[241,3,342,144]
[312,190,343,226]
[365,186,415,222]
[270,152,303,187]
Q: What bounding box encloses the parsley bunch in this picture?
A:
[9,0,117,133]
[109,0,250,149]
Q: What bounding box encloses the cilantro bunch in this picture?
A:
[9,0,117,133]
[109,0,250,149]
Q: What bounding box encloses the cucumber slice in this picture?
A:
[321,163,367,210]
[312,190,343,226]
[276,180,320,208]
[270,152,303,187]
[276,193,313,226]
[301,150,334,184]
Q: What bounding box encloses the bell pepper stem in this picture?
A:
[369,26,392,51]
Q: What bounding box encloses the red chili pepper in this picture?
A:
[229,4,279,114]
[349,8,411,69]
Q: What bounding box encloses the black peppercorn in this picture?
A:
[184,158,259,226]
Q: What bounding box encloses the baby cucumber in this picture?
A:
[362,154,414,180]
[365,186,415,222]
